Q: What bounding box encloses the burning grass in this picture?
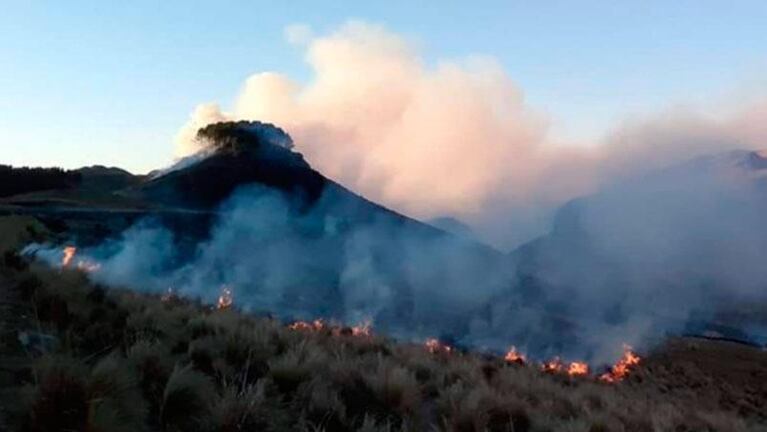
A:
[1,242,766,431]
[598,345,641,383]
[216,286,233,310]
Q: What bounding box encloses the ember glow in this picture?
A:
[350,320,372,337]
[216,286,233,309]
[424,338,453,354]
[286,318,374,338]
[541,357,564,374]
[288,319,326,332]
[599,345,641,383]
[161,287,175,302]
[504,346,526,365]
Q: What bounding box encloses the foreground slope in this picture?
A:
[1,225,765,431]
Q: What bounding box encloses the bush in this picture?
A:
[160,364,216,431]
[24,356,89,432]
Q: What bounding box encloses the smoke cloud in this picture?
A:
[468,148,767,362]
[175,21,602,248]
[598,99,767,183]
[176,21,767,250]
[52,185,514,351]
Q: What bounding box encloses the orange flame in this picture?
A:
[288,319,326,331]
[499,342,635,381]
[424,338,453,354]
[540,357,590,377]
[567,361,590,376]
[217,286,233,309]
[504,346,526,365]
[351,320,372,337]
[287,318,373,338]
[61,246,76,267]
[541,357,564,373]
[60,246,100,273]
[599,344,641,383]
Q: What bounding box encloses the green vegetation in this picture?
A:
[1,216,765,431]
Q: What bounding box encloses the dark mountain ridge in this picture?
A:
[127,121,324,210]
[126,121,454,240]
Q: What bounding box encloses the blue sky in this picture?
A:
[1,1,766,173]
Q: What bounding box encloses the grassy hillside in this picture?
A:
[1,217,766,431]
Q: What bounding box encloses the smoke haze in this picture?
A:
[175,21,767,250]
[30,184,513,351]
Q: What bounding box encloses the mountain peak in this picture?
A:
[197,121,295,155]
[130,122,317,209]
[691,149,767,172]
[738,149,767,171]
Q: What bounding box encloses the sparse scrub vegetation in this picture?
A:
[1,217,766,431]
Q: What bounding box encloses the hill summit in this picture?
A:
[130,121,324,209]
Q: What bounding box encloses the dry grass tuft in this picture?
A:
[160,364,215,431]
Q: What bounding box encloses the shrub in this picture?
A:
[363,359,420,416]
[213,380,291,431]
[87,354,148,431]
[126,340,172,423]
[160,364,216,431]
[24,356,89,432]
[269,340,327,395]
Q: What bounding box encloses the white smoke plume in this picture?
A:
[175,21,603,248]
[598,99,767,183]
[176,21,767,249]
